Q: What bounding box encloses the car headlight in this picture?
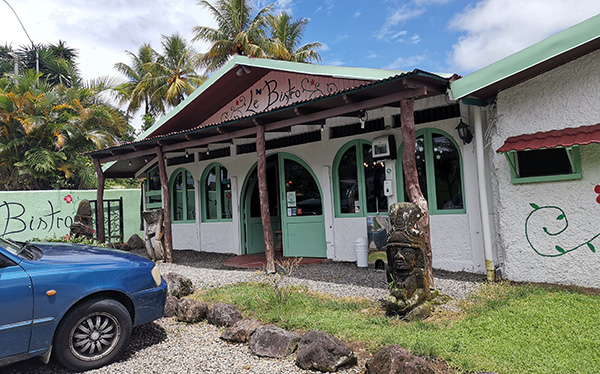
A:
[151,265,162,287]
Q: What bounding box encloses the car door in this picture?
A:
[0,253,33,359]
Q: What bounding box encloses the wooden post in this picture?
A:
[400,99,434,287]
[256,124,276,273]
[156,147,174,263]
[93,159,106,243]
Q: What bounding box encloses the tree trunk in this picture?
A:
[93,159,106,243]
[400,99,434,287]
[156,147,173,263]
[256,124,276,273]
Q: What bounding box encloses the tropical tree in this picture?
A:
[113,43,161,119]
[149,33,206,109]
[0,72,128,190]
[265,12,322,63]
[192,0,273,72]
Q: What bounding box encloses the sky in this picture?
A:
[2,0,600,123]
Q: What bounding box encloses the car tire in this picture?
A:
[53,298,132,371]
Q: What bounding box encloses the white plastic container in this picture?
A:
[355,236,368,268]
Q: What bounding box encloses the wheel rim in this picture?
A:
[69,312,121,362]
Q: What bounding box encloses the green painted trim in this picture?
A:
[461,97,487,107]
[169,167,196,223]
[200,162,232,222]
[451,14,600,100]
[396,128,467,215]
[507,146,582,184]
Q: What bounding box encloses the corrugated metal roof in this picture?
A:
[451,14,600,101]
[496,123,600,153]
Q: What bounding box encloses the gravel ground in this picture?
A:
[4,250,484,374]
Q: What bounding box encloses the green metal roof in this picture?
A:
[450,14,600,100]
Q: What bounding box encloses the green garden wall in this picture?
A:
[0,189,142,243]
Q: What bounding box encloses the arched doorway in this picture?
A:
[241,153,326,257]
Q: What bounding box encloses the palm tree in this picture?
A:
[114,43,161,118]
[148,33,206,109]
[192,0,273,72]
[265,12,322,63]
[0,73,127,189]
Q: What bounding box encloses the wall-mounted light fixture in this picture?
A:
[456,119,473,144]
[359,110,368,129]
[236,65,251,76]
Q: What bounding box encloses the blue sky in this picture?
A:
[2,0,600,81]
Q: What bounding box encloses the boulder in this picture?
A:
[121,233,144,251]
[296,330,357,372]
[221,318,262,343]
[365,345,434,374]
[249,325,301,358]
[176,298,208,323]
[164,296,178,317]
[208,303,243,327]
[165,272,194,298]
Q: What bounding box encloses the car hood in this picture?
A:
[22,242,152,267]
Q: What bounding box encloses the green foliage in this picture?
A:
[193,281,600,373]
[31,234,108,247]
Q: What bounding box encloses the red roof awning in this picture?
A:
[497,123,600,153]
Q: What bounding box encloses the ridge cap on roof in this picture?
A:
[450,13,600,101]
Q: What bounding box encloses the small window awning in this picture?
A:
[496,123,600,153]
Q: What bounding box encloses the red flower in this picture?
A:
[64,195,73,204]
[595,185,600,204]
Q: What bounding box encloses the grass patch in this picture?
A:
[192,281,600,374]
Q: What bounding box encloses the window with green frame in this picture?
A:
[333,139,388,217]
[503,146,581,184]
[201,163,233,221]
[397,129,465,214]
[170,168,196,222]
[144,166,162,209]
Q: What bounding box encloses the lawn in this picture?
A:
[192,281,600,374]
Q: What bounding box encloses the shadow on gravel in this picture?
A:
[2,322,167,374]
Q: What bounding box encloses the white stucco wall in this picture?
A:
[488,49,600,287]
[159,95,484,273]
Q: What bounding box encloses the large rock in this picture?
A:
[249,325,301,358]
[164,296,178,317]
[208,303,243,327]
[176,298,208,323]
[365,345,434,374]
[296,330,357,372]
[165,272,194,298]
[121,234,144,251]
[221,318,262,343]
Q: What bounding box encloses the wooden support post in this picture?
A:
[400,99,434,287]
[256,124,276,273]
[156,147,174,263]
[93,159,106,243]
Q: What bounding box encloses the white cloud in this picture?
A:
[410,34,421,44]
[319,43,330,52]
[448,0,600,73]
[384,54,427,70]
[376,4,425,40]
[367,50,379,59]
[1,0,217,81]
[354,10,362,18]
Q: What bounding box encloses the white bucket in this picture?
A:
[355,236,368,268]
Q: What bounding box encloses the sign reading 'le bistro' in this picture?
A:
[206,71,370,124]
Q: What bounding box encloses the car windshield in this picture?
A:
[0,237,22,255]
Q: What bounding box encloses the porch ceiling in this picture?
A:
[89,70,449,178]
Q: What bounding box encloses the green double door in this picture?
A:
[243,154,326,258]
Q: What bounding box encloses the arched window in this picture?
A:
[397,129,465,214]
[333,139,388,217]
[145,165,162,209]
[201,163,233,221]
[169,168,196,222]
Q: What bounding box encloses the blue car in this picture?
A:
[0,237,167,371]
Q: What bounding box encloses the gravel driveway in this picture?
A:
[4,250,484,374]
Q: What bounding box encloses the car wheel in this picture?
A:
[54,298,132,371]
